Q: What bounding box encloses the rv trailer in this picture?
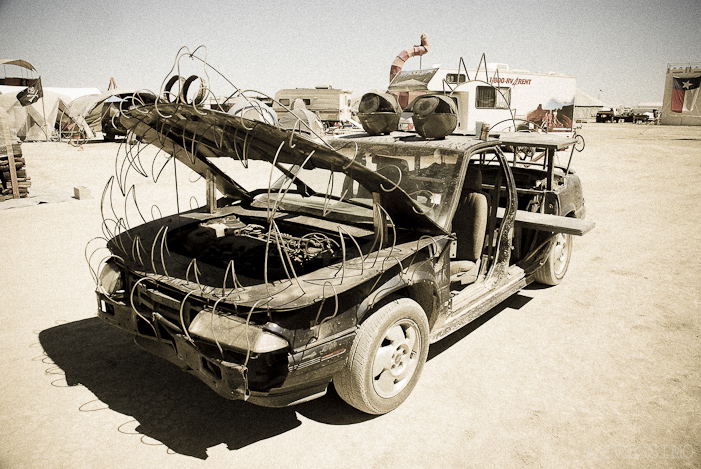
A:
[273,86,353,126]
[388,64,577,134]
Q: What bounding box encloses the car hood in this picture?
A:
[121,103,448,235]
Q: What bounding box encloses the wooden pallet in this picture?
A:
[0,111,24,199]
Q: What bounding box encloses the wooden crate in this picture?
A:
[0,112,27,199]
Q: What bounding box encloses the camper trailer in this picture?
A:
[273,86,353,126]
[388,64,577,134]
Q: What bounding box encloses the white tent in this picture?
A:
[0,85,152,141]
[574,89,613,122]
[61,88,152,138]
[43,87,101,101]
[0,78,102,141]
[62,89,132,133]
[0,86,74,141]
[2,58,101,140]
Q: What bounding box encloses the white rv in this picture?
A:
[273,86,353,126]
[387,64,577,133]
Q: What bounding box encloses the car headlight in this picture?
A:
[189,310,289,353]
[99,260,123,295]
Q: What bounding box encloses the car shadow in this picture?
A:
[524,282,554,291]
[39,318,302,459]
[294,383,379,425]
[39,294,532,457]
[428,292,533,360]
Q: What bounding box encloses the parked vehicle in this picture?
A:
[94,95,593,414]
[101,92,158,141]
[595,109,616,123]
[272,86,353,127]
[620,109,650,124]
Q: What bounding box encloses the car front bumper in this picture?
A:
[97,292,354,407]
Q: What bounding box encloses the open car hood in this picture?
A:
[121,103,449,235]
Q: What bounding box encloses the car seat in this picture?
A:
[450,167,488,285]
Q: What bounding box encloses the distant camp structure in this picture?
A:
[660,63,701,126]
[273,86,353,127]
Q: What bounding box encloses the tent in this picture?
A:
[61,89,133,137]
[0,85,103,141]
[278,98,325,140]
[1,58,101,141]
[61,88,157,139]
[0,86,150,141]
[0,85,74,141]
[0,59,37,86]
[574,89,613,122]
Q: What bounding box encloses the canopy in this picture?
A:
[574,89,613,121]
[0,59,37,72]
[575,89,611,108]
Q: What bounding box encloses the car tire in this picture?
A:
[534,232,572,285]
[334,298,429,415]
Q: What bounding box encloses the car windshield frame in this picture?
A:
[297,140,471,231]
[229,145,468,231]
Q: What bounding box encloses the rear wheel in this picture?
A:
[534,232,572,285]
[334,298,429,414]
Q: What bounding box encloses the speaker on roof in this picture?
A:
[408,94,457,139]
[357,92,401,135]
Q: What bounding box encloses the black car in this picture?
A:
[595,109,616,123]
[94,101,593,414]
[101,93,157,141]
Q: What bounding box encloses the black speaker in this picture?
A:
[358,92,402,135]
[408,94,457,139]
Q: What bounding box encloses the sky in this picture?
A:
[1,0,699,106]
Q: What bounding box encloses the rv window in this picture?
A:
[280,99,290,106]
[446,73,467,84]
[303,99,312,105]
[476,86,511,109]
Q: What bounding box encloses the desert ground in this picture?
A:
[0,123,699,468]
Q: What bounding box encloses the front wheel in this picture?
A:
[534,232,572,285]
[334,298,429,414]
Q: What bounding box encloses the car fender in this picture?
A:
[355,261,439,323]
[561,202,577,218]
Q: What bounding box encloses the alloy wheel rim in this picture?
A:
[552,233,569,277]
[371,319,421,398]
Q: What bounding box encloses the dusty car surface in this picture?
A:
[93,94,593,414]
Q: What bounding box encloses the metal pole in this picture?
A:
[40,77,49,142]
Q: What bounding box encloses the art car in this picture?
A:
[91,51,593,415]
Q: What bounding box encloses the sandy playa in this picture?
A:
[0,123,699,468]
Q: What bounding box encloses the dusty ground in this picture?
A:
[0,123,699,468]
